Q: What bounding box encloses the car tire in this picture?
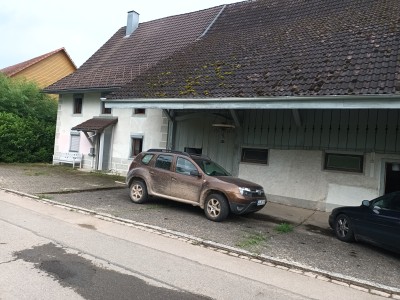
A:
[204,194,229,222]
[335,214,355,242]
[129,180,148,204]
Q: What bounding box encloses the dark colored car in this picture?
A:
[329,191,400,253]
[126,149,267,222]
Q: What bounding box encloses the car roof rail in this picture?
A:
[146,149,190,157]
[190,153,211,160]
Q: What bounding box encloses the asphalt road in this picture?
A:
[0,191,388,300]
[46,188,400,291]
[0,164,399,295]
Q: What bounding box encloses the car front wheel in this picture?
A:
[129,180,148,204]
[204,194,229,222]
[335,214,355,242]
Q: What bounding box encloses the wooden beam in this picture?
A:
[292,109,302,127]
[162,109,174,123]
[229,109,241,128]
[83,131,95,147]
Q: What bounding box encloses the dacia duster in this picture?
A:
[126,149,267,222]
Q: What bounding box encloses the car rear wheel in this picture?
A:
[129,180,148,204]
[204,194,229,222]
[335,214,355,242]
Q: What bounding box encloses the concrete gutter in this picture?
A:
[105,95,400,109]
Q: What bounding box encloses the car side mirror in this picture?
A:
[190,170,201,177]
[362,200,370,207]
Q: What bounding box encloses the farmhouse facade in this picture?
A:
[46,0,400,211]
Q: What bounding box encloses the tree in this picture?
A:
[0,73,57,163]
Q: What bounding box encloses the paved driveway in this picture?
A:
[0,163,399,293]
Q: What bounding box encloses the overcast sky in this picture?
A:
[0,0,244,69]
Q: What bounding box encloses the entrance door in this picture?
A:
[98,126,113,171]
[384,163,400,194]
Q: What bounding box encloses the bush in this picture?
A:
[0,74,57,163]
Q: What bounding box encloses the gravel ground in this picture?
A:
[1,164,399,290]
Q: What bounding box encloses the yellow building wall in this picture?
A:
[12,52,76,89]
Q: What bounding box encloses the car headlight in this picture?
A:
[239,187,252,196]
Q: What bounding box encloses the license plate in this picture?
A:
[257,199,266,206]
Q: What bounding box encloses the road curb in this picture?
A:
[2,187,399,298]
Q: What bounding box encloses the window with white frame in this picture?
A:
[101,102,112,114]
[73,94,83,114]
[324,153,364,173]
[130,135,143,157]
[100,92,111,114]
[69,131,80,152]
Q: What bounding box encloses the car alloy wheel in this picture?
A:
[337,218,349,237]
[131,184,143,200]
[335,214,354,242]
[207,198,221,218]
[129,180,148,204]
[204,194,229,222]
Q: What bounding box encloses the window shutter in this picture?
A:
[70,132,80,152]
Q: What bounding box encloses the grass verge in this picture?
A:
[236,232,267,250]
[274,222,294,233]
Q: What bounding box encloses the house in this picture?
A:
[46,0,400,211]
[1,48,76,92]
[44,6,227,171]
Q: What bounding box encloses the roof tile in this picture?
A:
[110,0,400,99]
[72,118,118,132]
[44,6,224,93]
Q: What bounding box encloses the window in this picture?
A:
[155,155,173,170]
[141,154,154,165]
[184,147,202,155]
[192,158,230,176]
[324,153,364,173]
[101,102,111,114]
[134,108,146,115]
[69,131,80,152]
[176,157,198,175]
[131,136,143,157]
[241,148,268,164]
[73,94,83,114]
[373,192,400,211]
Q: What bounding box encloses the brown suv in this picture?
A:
[126,149,267,222]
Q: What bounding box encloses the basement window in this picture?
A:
[241,148,268,164]
[324,153,364,173]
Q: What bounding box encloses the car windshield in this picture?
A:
[192,158,231,176]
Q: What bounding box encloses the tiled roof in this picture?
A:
[111,0,400,99]
[44,6,225,93]
[72,117,118,132]
[1,48,75,77]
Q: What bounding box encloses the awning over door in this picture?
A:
[72,117,118,132]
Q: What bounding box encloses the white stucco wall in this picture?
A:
[238,149,400,211]
[110,107,166,174]
[54,93,166,175]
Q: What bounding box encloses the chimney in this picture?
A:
[126,10,139,37]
